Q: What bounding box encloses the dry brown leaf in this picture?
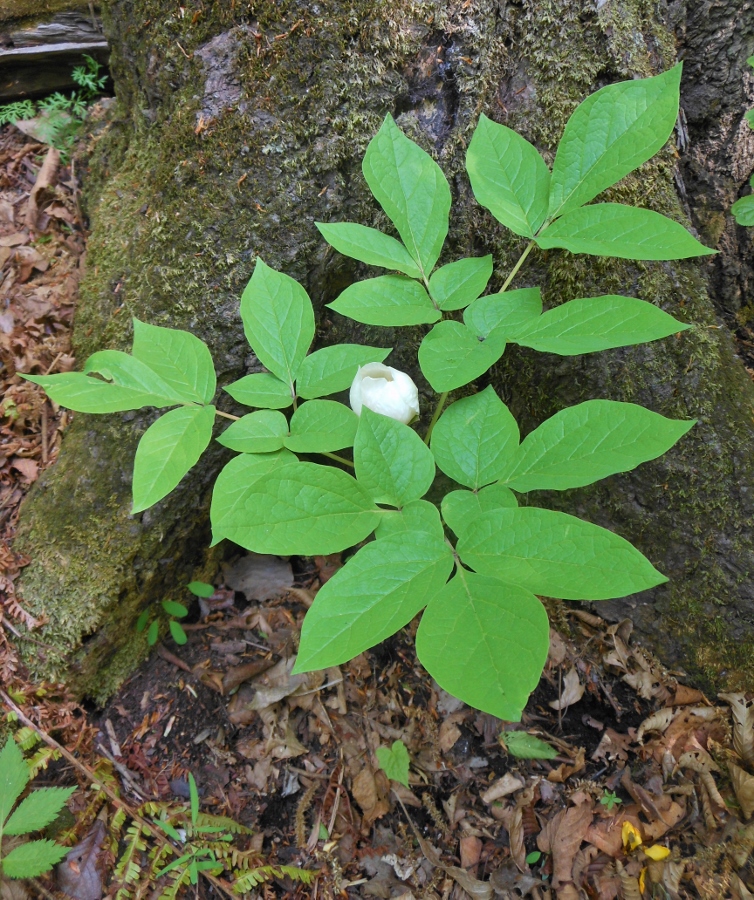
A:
[222,553,294,601]
[459,835,482,868]
[25,146,59,229]
[671,685,706,706]
[57,819,106,900]
[548,746,586,782]
[0,233,28,247]
[481,773,525,804]
[537,795,593,890]
[501,805,526,872]
[615,860,642,900]
[636,707,677,743]
[592,728,632,763]
[439,712,464,753]
[9,458,37,482]
[586,812,643,858]
[352,765,390,828]
[729,761,754,819]
[550,668,585,711]
[721,693,754,765]
[548,628,567,667]
[411,831,492,900]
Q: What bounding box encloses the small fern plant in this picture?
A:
[0,736,74,879]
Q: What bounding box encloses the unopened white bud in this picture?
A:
[349,363,420,425]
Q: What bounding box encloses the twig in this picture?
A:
[424,391,448,445]
[40,401,48,464]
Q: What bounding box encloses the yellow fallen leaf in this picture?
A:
[644,844,671,861]
[622,820,643,852]
[639,867,647,893]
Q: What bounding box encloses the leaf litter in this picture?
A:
[0,120,754,898]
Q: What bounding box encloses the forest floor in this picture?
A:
[2,124,754,900]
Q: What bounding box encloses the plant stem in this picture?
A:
[424,391,448,444]
[499,240,535,294]
[321,451,355,467]
[215,410,240,421]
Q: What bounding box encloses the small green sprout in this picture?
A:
[600,789,622,811]
[135,599,189,646]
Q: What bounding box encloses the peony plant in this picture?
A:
[24,64,713,720]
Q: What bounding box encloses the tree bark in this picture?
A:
[14,0,754,701]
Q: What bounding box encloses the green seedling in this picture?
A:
[600,790,622,811]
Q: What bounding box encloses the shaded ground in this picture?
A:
[2,123,754,899]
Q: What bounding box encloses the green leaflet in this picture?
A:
[375,741,410,787]
[284,400,358,453]
[418,321,507,392]
[223,372,293,409]
[240,258,315,389]
[4,787,75,835]
[0,737,29,825]
[466,114,551,237]
[216,410,288,453]
[512,295,690,355]
[441,484,518,536]
[210,449,296,545]
[498,400,694,492]
[416,571,549,722]
[132,319,216,404]
[2,840,69,878]
[23,372,177,413]
[328,275,440,326]
[536,203,715,260]
[293,531,453,671]
[132,405,215,513]
[354,407,435,507]
[188,581,215,597]
[161,600,188,617]
[428,256,493,311]
[374,499,445,542]
[502,732,557,759]
[549,65,682,218]
[463,287,542,339]
[732,190,754,227]
[457,507,667,600]
[84,350,186,403]
[296,344,392,399]
[430,387,519,489]
[362,114,451,274]
[315,222,421,278]
[214,462,380,555]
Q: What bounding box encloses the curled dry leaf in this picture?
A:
[352,765,390,829]
[636,707,677,743]
[547,746,586,783]
[729,762,754,820]
[615,860,642,900]
[501,805,526,873]
[720,693,754,765]
[481,772,525,805]
[549,668,585,711]
[537,795,593,891]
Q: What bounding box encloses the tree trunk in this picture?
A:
[14,0,754,702]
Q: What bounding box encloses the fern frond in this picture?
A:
[27,745,60,778]
[113,823,147,884]
[16,726,40,751]
[232,864,317,894]
[194,812,252,835]
[158,864,191,900]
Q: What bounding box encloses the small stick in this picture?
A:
[40,402,48,464]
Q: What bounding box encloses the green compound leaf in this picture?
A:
[418,321,507,393]
[362,114,451,274]
[463,287,542,339]
[354,407,435,507]
[161,600,188,617]
[549,65,682,218]
[376,741,410,787]
[83,350,187,403]
[374,499,445,542]
[1,839,68,879]
[466,114,551,237]
[0,737,29,825]
[732,193,754,227]
[294,531,453,672]
[296,345,391,400]
[284,400,358,453]
[217,410,288,453]
[147,620,159,645]
[132,405,215,513]
[135,609,150,632]
[498,400,695,492]
[536,203,716,260]
[502,732,557,760]
[210,449,296,545]
[4,787,75,836]
[430,387,519,489]
[22,372,177,413]
[328,275,440,326]
[214,462,380,555]
[441,484,518,536]
[428,256,493,311]
[315,222,421,278]
[240,258,315,389]
[223,372,293,409]
[187,581,215,598]
[511,295,690,355]
[169,620,188,645]
[132,318,216,404]
[457,507,667,600]
[416,571,549,722]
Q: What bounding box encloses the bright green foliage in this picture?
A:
[362,114,451,274]
[466,115,550,237]
[187,582,215,598]
[327,275,440,326]
[416,571,549,721]
[0,737,74,879]
[601,790,622,811]
[511,295,690,355]
[457,507,666,600]
[132,405,215,513]
[22,67,709,724]
[353,408,435,507]
[502,732,557,760]
[375,741,410,787]
[430,388,519,489]
[136,598,190,646]
[732,178,754,227]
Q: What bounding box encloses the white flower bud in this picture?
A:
[349,363,420,425]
